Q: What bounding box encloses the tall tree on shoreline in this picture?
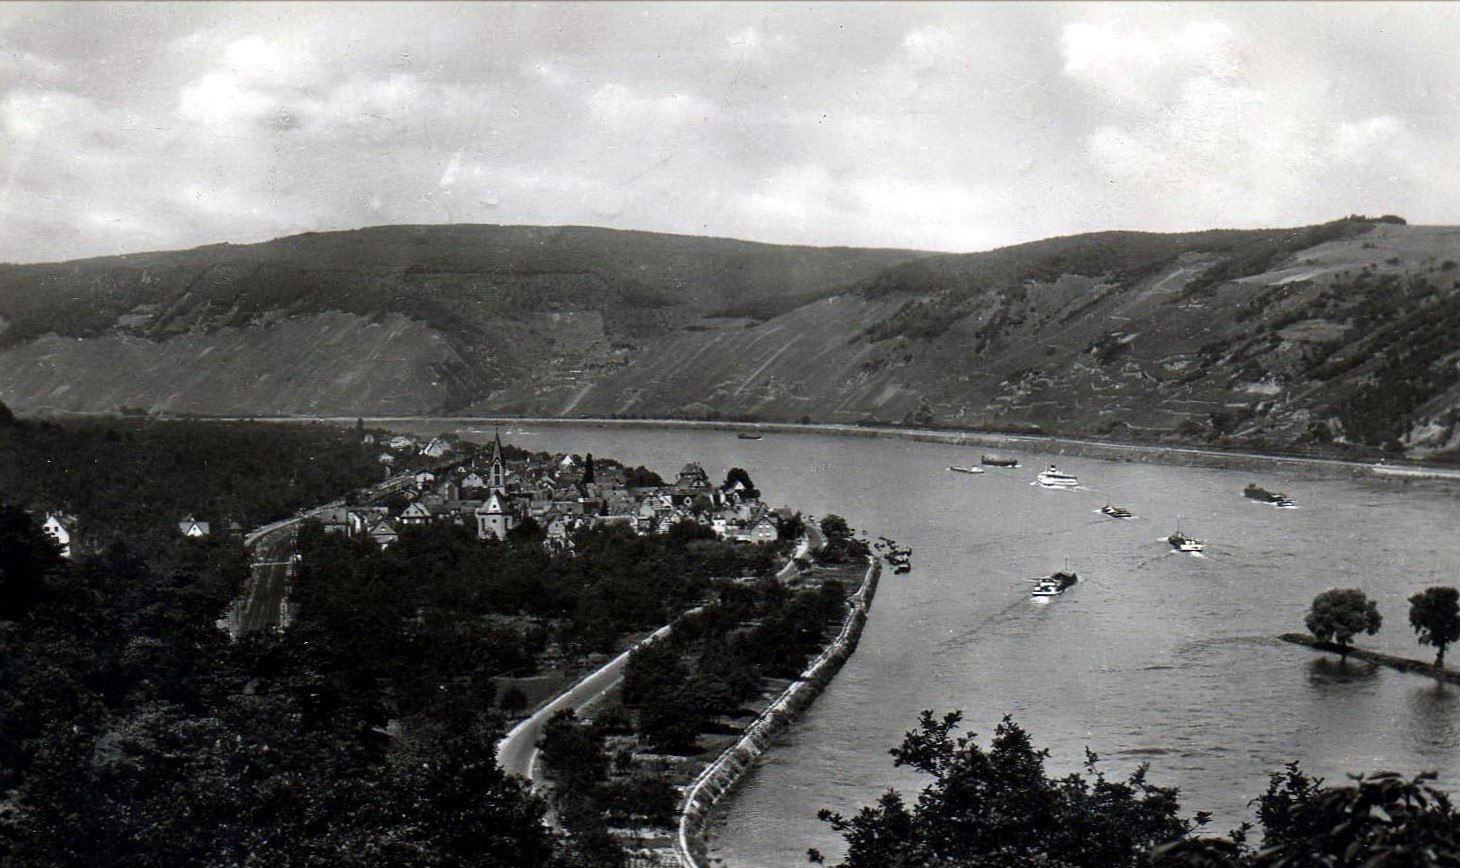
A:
[1305,588,1382,661]
[1408,586,1460,668]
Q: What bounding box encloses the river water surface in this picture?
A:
[394,421,1460,866]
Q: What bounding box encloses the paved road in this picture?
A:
[496,620,680,783]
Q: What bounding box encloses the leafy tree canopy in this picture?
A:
[811,710,1196,868]
[1409,586,1460,668]
[1304,588,1382,654]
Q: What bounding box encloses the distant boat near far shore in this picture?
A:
[981,453,1020,468]
[1244,483,1297,508]
[736,432,763,440]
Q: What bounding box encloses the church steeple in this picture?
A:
[487,427,506,491]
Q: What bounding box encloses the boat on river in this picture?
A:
[1167,523,1205,553]
[949,465,987,474]
[1244,483,1295,508]
[1036,466,1079,488]
[981,453,1020,468]
[737,432,764,440]
[1029,569,1079,598]
[1100,502,1134,520]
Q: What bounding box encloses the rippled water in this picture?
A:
[396,422,1460,866]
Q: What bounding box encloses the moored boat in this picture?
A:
[1036,465,1079,488]
[981,453,1020,468]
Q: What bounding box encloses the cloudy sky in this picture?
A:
[3,2,1459,263]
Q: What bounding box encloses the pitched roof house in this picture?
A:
[178,516,211,537]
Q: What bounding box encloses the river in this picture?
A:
[389,420,1460,866]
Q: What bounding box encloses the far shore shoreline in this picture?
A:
[44,410,1460,484]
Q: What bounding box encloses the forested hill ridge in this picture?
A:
[7,215,1460,458]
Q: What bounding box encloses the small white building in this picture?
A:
[42,513,72,559]
[475,491,516,541]
[178,516,211,537]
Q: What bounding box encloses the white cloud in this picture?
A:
[1332,115,1410,162]
[1061,20,1240,98]
[588,82,714,129]
[902,25,957,70]
[225,35,289,79]
[2,3,1459,263]
[177,72,279,128]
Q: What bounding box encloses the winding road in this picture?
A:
[496,619,681,783]
[498,526,817,784]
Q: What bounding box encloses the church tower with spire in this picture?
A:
[487,428,507,492]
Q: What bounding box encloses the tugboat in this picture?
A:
[1099,502,1134,520]
[1036,465,1080,488]
[949,465,987,474]
[981,453,1020,468]
[1029,568,1079,599]
[1167,522,1205,553]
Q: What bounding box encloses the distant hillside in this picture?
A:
[0,225,926,415]
[7,216,1460,459]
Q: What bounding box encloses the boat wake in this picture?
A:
[938,597,1039,650]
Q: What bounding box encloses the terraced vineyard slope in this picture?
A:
[6,216,1460,458]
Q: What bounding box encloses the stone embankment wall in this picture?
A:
[673,557,882,867]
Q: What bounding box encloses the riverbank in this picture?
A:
[147,411,1460,485]
[1280,633,1460,683]
[676,556,881,868]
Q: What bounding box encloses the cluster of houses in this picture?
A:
[320,431,786,550]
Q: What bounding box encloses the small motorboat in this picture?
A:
[1029,569,1079,598]
[1100,503,1134,520]
[1167,523,1205,553]
[949,465,987,474]
[1036,465,1079,488]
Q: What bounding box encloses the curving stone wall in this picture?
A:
[674,557,882,867]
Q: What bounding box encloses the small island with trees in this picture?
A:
[1282,585,1460,684]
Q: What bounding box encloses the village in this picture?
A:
[317,429,787,551]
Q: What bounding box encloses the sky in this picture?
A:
[3,1,1460,263]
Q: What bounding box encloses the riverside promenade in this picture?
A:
[674,554,881,868]
[496,524,818,795]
